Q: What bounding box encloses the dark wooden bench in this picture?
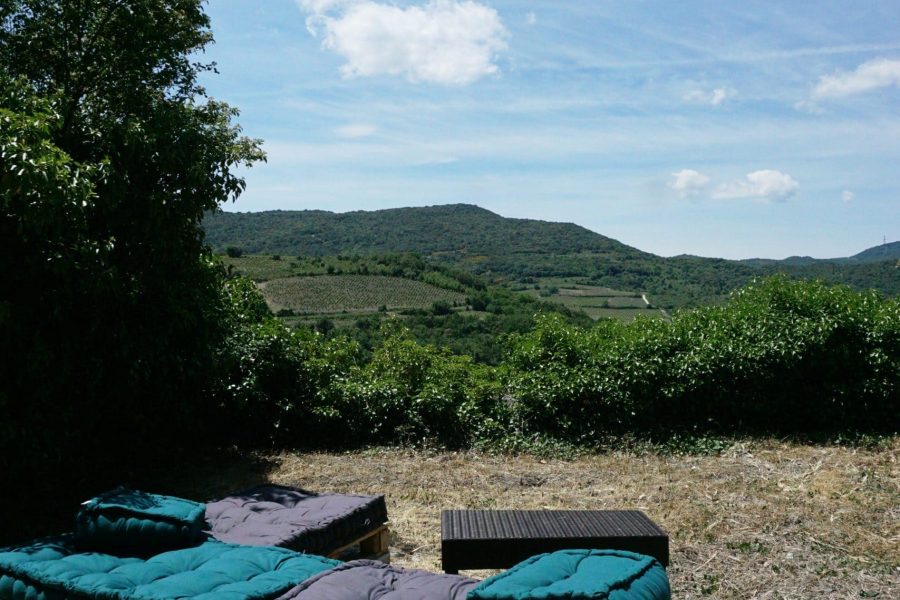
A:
[441,509,668,574]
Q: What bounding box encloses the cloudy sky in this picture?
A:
[201,0,899,259]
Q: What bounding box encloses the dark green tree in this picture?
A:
[0,0,262,541]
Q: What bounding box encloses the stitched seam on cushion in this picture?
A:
[598,557,658,595]
[525,552,587,599]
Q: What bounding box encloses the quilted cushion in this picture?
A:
[275,560,479,600]
[75,488,207,554]
[468,550,670,600]
[206,484,387,555]
[0,537,339,600]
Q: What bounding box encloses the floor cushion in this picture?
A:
[206,484,388,555]
[75,488,207,555]
[275,560,479,600]
[0,537,339,600]
[468,549,670,600]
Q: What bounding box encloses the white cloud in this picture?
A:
[683,87,735,106]
[812,58,900,99]
[669,169,711,197]
[713,170,799,202]
[842,190,855,203]
[298,0,508,85]
[525,12,536,26]
[335,123,377,138]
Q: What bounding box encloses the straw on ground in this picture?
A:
[179,440,898,599]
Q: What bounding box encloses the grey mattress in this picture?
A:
[276,560,479,600]
[206,484,388,555]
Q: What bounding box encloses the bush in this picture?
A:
[505,277,899,439]
[214,285,361,448]
[336,323,502,446]
[208,276,895,456]
[431,300,452,316]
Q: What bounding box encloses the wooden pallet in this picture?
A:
[327,524,391,563]
[441,510,668,574]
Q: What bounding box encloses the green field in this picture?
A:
[525,279,667,321]
[259,275,465,314]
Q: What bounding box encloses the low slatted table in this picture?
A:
[441,509,668,574]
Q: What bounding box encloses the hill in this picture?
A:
[848,241,900,263]
[741,240,900,266]
[205,205,899,308]
[205,204,647,260]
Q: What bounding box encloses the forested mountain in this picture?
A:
[742,241,900,266]
[204,204,899,308]
[848,241,900,263]
[204,204,647,259]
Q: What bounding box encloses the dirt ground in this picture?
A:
[183,440,898,599]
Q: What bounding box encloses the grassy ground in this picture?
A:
[168,440,898,599]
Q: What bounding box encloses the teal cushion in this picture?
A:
[0,537,340,600]
[468,549,670,600]
[74,488,207,554]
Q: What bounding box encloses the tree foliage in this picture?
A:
[212,277,897,454]
[0,0,262,532]
[505,276,899,439]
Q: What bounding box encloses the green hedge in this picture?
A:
[506,276,898,439]
[215,276,898,448]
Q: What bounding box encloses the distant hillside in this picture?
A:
[204,204,899,308]
[204,204,648,260]
[742,241,900,266]
[848,241,900,263]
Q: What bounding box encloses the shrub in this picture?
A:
[214,301,361,448]
[505,277,899,439]
[431,300,452,315]
[337,324,502,446]
[209,276,895,454]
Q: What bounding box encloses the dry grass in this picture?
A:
[4,433,894,598]
[186,440,898,599]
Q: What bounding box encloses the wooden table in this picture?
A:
[441,509,668,574]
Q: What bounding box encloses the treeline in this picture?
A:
[476,253,900,309]
[342,287,594,365]
[225,252,487,292]
[216,276,899,450]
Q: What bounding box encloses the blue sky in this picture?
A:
[200,1,900,259]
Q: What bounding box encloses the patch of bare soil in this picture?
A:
[254,441,898,599]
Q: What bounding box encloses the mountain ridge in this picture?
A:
[204,203,650,260]
[203,204,899,307]
[208,203,897,263]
